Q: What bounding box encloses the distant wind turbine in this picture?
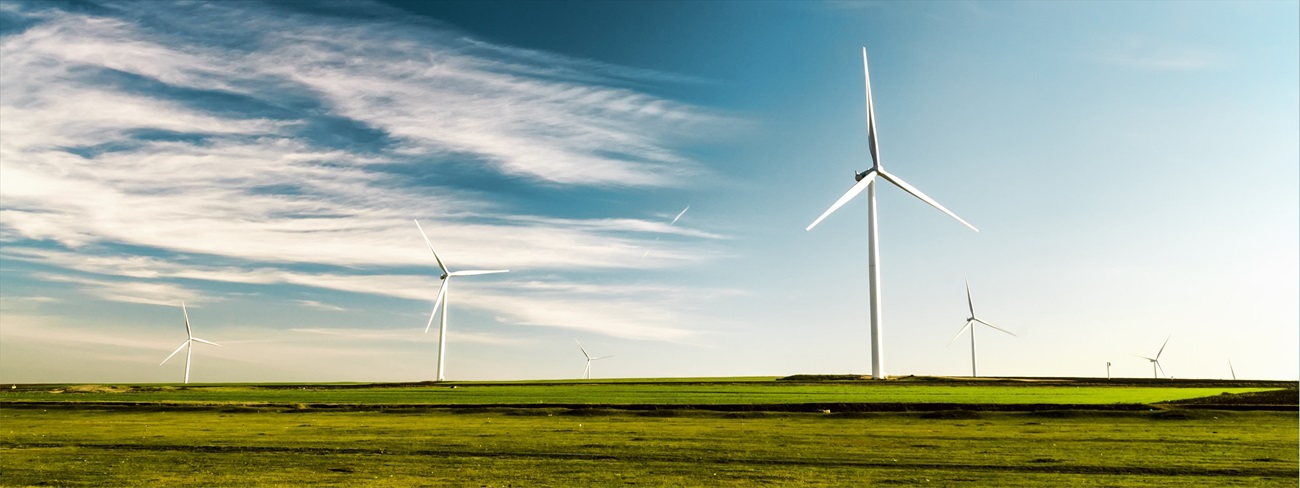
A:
[642,205,690,258]
[1137,336,1171,379]
[805,47,978,379]
[575,340,613,380]
[159,301,221,384]
[947,275,1015,377]
[414,219,509,382]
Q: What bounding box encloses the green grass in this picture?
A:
[1,382,1278,406]
[2,407,1295,486]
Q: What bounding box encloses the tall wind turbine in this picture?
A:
[947,275,1015,377]
[575,340,613,380]
[414,219,509,382]
[159,301,221,384]
[805,47,979,379]
[1137,336,1171,379]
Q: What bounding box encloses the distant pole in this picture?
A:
[1106,361,1111,380]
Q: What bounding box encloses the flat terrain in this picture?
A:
[2,377,1295,486]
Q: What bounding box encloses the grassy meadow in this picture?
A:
[0,379,1281,407]
[2,407,1295,486]
[2,378,1295,486]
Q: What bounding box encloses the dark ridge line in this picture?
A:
[3,442,1295,478]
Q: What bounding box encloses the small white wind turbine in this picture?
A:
[576,340,613,380]
[947,275,1015,377]
[414,219,509,382]
[805,47,978,380]
[159,301,221,384]
[1137,336,1171,379]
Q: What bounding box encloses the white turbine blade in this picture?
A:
[576,340,591,360]
[670,205,690,225]
[160,341,188,365]
[1228,359,1236,380]
[972,318,1016,337]
[425,280,448,333]
[1136,355,1155,362]
[593,355,614,360]
[877,169,978,232]
[806,169,876,231]
[449,269,509,277]
[964,274,975,318]
[1155,335,1171,360]
[862,47,881,169]
[413,219,450,276]
[947,321,973,345]
[181,301,192,339]
[191,338,221,347]
[1155,361,1167,378]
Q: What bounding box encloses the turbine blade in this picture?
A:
[973,318,1016,337]
[576,340,591,360]
[594,355,614,360]
[1155,361,1166,378]
[670,205,690,225]
[948,321,973,345]
[1155,335,1170,360]
[806,169,876,231]
[964,274,975,318]
[1136,355,1155,361]
[450,269,509,276]
[862,47,881,169]
[181,301,192,339]
[191,338,222,347]
[413,219,450,276]
[1228,359,1236,380]
[877,169,978,232]
[425,279,448,333]
[160,341,188,365]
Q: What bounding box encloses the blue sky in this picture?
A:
[1,0,1295,383]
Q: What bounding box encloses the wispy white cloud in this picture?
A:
[0,0,738,348]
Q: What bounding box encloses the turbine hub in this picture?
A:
[440,274,449,280]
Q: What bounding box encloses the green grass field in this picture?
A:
[3,407,1295,486]
[1,381,1279,407]
[2,378,1295,486]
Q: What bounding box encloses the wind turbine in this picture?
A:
[805,47,978,379]
[575,340,613,380]
[947,275,1015,377]
[414,219,509,382]
[159,301,221,384]
[1137,336,1171,379]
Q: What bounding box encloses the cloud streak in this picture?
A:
[0,0,738,348]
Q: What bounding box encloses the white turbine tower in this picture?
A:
[805,47,978,379]
[414,219,509,382]
[947,275,1015,377]
[159,301,221,384]
[1137,336,1171,379]
[576,340,613,380]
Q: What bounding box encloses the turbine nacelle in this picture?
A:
[854,169,872,182]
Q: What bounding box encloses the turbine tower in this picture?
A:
[1137,336,1171,379]
[948,275,1015,377]
[575,340,613,380]
[415,219,509,382]
[805,47,978,379]
[159,301,221,384]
